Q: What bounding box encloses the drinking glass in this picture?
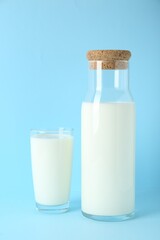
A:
[30,128,73,213]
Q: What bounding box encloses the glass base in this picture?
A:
[36,201,69,214]
[82,211,135,222]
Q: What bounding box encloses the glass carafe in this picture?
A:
[81,50,135,221]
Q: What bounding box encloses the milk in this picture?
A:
[31,134,73,206]
[81,102,135,216]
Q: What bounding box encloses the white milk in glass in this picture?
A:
[82,102,135,216]
[31,133,73,206]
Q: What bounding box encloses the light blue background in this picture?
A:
[0,0,160,239]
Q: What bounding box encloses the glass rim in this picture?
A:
[30,128,74,136]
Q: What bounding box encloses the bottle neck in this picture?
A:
[95,68,129,91]
[86,61,133,103]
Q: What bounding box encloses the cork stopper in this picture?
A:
[87,50,131,69]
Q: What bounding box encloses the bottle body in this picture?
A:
[81,53,135,221]
[81,102,135,218]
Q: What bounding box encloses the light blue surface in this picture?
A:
[0,0,160,239]
[1,191,160,240]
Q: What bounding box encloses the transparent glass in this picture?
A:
[81,60,135,221]
[85,60,133,102]
[30,128,73,213]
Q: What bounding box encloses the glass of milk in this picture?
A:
[30,128,73,213]
[81,50,135,221]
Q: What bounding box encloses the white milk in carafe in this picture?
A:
[81,102,135,216]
